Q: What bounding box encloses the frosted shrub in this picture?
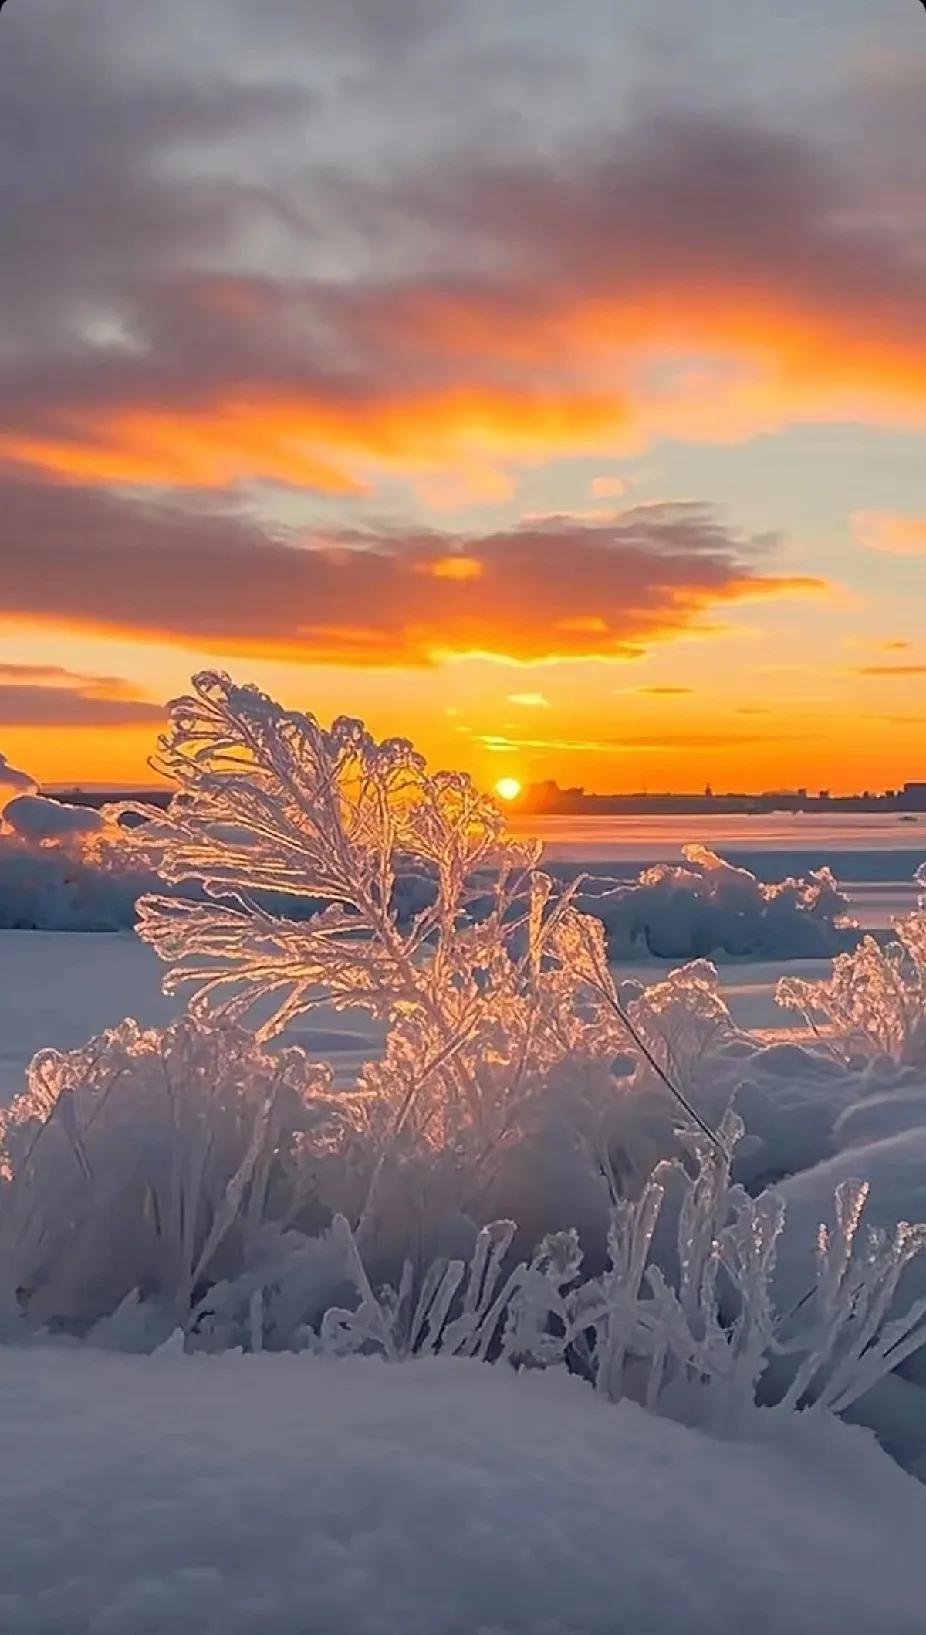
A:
[0,1016,346,1329]
[303,1110,926,1430]
[5,672,926,1443]
[117,673,717,1239]
[778,878,926,1066]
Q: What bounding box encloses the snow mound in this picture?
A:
[2,793,107,841]
[584,844,857,961]
[2,1347,926,1635]
[0,834,159,931]
[0,753,36,804]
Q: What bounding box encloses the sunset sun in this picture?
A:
[495,776,522,802]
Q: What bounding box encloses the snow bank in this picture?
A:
[2,793,107,841]
[2,1346,925,1635]
[577,844,857,961]
[0,834,159,930]
[0,753,36,804]
[0,761,160,930]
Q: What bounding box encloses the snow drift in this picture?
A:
[0,780,161,930]
[577,843,857,960]
[2,1346,926,1635]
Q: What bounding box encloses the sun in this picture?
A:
[495,776,522,802]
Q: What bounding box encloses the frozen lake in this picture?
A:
[512,812,924,926]
[510,811,926,866]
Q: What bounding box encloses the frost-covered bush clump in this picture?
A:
[0,1015,354,1336]
[3,672,926,1453]
[584,843,856,961]
[305,1111,926,1432]
[779,870,926,1066]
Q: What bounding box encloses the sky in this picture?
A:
[1,0,925,797]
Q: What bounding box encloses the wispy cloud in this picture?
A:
[853,513,926,557]
[0,664,163,726]
[854,665,926,677]
[634,685,694,696]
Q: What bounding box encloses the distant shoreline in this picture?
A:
[43,786,926,818]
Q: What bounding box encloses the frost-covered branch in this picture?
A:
[778,880,926,1066]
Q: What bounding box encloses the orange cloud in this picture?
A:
[5,120,926,498]
[0,388,631,498]
[855,665,926,677]
[0,485,823,668]
[427,555,484,581]
[853,512,926,557]
[0,664,163,726]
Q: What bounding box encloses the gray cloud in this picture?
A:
[0,663,163,726]
[0,481,817,664]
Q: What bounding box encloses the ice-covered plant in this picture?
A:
[316,1214,574,1363]
[300,1111,926,1432]
[778,877,926,1066]
[775,1178,926,1415]
[571,1118,926,1427]
[0,1015,348,1328]
[115,672,718,1240]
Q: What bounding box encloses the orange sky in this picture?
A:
[2,0,925,797]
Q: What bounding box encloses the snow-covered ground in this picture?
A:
[0,930,824,1103]
[0,931,388,1102]
[3,1346,926,1635]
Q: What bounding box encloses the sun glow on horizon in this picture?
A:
[495,776,522,802]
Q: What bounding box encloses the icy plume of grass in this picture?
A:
[122,671,719,1175]
[313,1112,926,1429]
[4,1043,925,1430]
[778,868,926,1066]
[587,843,856,960]
[0,1015,352,1331]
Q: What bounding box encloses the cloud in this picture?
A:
[477,728,794,755]
[854,665,926,677]
[3,27,926,504]
[0,483,822,667]
[635,685,693,695]
[853,513,926,557]
[507,693,550,708]
[0,664,163,726]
